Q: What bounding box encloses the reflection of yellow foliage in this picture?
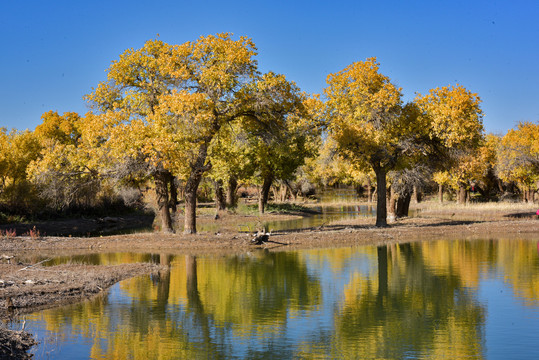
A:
[421,240,483,287]
[334,242,486,359]
[29,239,539,358]
[495,239,539,306]
[341,272,373,309]
[302,246,377,274]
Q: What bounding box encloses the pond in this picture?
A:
[12,238,539,359]
[198,204,377,234]
[200,188,375,233]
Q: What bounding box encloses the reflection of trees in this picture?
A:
[31,250,321,359]
[45,252,161,266]
[494,239,539,306]
[421,239,539,306]
[194,250,322,358]
[330,244,486,359]
[27,240,539,358]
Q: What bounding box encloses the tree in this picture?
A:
[415,84,484,204]
[28,111,125,212]
[86,34,259,233]
[433,171,451,203]
[388,165,430,219]
[235,72,321,214]
[307,135,374,197]
[497,122,539,202]
[0,129,41,211]
[324,58,411,227]
[207,122,255,209]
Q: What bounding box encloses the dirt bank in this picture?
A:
[0,262,165,358]
[2,213,538,257]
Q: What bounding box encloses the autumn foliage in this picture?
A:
[0,33,537,230]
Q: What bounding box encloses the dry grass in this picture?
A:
[411,200,538,222]
[415,200,538,212]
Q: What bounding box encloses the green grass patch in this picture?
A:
[0,212,29,224]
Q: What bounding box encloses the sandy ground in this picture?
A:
[1,203,538,357]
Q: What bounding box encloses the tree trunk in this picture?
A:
[184,144,212,234]
[413,185,422,203]
[438,184,444,203]
[388,186,396,222]
[366,178,372,203]
[284,180,297,201]
[258,175,273,214]
[184,180,198,234]
[226,176,238,208]
[497,178,505,193]
[396,192,411,218]
[214,180,226,211]
[377,246,388,298]
[458,183,467,205]
[185,255,202,310]
[374,166,388,227]
[168,173,178,216]
[154,171,173,233]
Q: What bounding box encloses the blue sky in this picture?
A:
[1,0,537,134]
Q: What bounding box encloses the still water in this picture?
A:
[198,204,378,234]
[16,239,539,359]
[201,188,373,233]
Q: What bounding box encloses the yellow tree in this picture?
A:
[497,122,539,202]
[86,34,259,233]
[0,128,9,191]
[324,58,411,227]
[307,136,351,188]
[0,129,41,211]
[415,84,484,204]
[238,72,321,214]
[28,111,115,211]
[432,171,451,203]
[307,136,376,201]
[207,122,255,209]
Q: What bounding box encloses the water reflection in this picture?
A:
[198,204,377,233]
[20,239,539,359]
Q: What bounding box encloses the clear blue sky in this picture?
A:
[1,0,537,135]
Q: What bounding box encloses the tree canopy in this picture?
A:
[1,33,536,232]
[324,58,412,226]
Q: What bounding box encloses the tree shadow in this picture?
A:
[504,212,538,219]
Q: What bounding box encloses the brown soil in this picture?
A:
[1,204,538,357]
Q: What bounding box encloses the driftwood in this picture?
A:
[250,232,270,245]
[17,259,52,271]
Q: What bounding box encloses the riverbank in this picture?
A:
[1,209,538,255]
[0,262,166,358]
[1,202,538,357]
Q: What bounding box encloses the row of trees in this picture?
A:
[1,34,537,232]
